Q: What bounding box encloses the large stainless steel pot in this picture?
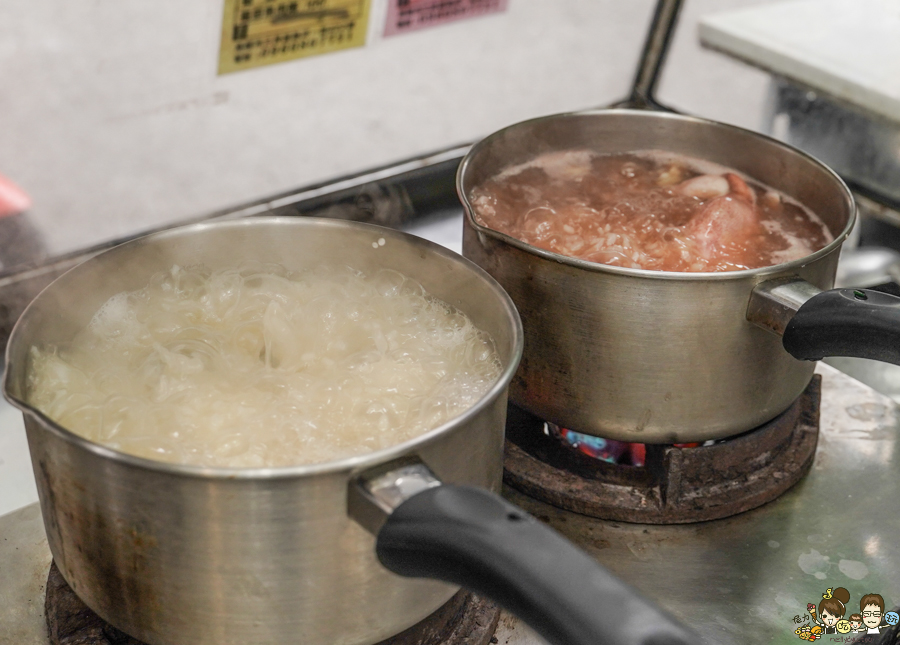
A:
[3,218,695,645]
[459,109,900,443]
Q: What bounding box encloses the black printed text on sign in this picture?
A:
[219,0,370,74]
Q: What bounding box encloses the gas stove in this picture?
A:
[2,120,900,644]
[1,186,899,645]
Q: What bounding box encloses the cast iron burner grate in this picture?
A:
[45,561,500,645]
[503,375,821,524]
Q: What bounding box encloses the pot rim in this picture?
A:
[3,217,524,481]
[457,108,857,281]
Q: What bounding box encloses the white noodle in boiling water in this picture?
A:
[27,263,502,468]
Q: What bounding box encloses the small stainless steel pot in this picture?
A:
[459,109,900,443]
[3,218,695,645]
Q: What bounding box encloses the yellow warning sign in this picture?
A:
[218,0,370,74]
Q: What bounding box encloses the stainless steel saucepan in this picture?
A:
[459,109,900,444]
[3,218,695,645]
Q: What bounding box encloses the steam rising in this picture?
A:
[471,150,833,272]
[26,263,502,468]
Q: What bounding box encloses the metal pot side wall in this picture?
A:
[463,222,838,442]
[25,394,506,645]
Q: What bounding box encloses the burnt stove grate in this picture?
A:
[44,561,500,645]
[503,375,821,524]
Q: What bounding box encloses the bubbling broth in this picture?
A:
[470,150,834,272]
[26,263,502,468]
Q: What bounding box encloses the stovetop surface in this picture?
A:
[2,363,898,645]
[508,362,900,644]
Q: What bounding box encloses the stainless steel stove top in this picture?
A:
[2,362,898,645]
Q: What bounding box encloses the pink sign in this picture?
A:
[383,0,508,37]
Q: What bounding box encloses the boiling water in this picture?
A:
[27,263,502,468]
[470,150,834,272]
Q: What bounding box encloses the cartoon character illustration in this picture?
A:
[812,587,850,635]
[798,588,894,639]
[860,593,886,634]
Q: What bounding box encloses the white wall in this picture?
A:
[0,0,779,258]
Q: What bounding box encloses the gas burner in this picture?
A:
[503,375,821,524]
[45,562,500,645]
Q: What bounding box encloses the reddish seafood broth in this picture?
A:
[469,150,834,272]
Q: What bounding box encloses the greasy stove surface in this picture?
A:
[2,364,898,645]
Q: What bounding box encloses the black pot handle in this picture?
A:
[782,287,900,364]
[376,484,696,645]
